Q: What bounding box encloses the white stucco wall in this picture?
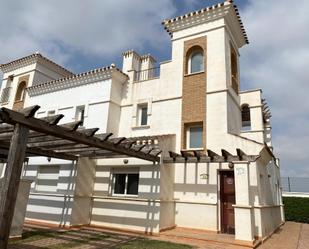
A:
[27,79,113,133]
[91,158,161,233]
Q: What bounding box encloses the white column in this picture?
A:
[233,162,254,242]
[70,157,96,226]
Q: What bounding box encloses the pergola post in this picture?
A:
[0,124,29,249]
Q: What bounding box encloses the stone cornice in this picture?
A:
[162,0,248,44]
[27,65,128,97]
[0,53,73,76]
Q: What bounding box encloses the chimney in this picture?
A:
[122,50,141,74]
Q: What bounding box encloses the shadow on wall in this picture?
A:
[24,163,76,227]
[174,162,218,198]
[91,165,160,233]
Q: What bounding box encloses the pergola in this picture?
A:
[0,105,161,249]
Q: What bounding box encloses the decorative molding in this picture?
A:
[174,200,217,205]
[162,0,248,44]
[239,88,262,94]
[248,105,263,109]
[27,66,128,96]
[0,53,73,76]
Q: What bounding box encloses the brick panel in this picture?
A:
[181,36,207,150]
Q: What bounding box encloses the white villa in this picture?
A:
[0,0,284,245]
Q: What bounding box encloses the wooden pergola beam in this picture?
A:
[169,151,182,160]
[180,150,194,159]
[221,149,239,162]
[207,149,224,162]
[0,107,159,162]
[40,114,64,125]
[0,124,30,248]
[26,128,100,149]
[0,142,77,161]
[0,106,163,249]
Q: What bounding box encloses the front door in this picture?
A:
[220,171,235,234]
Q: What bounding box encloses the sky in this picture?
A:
[0,0,308,177]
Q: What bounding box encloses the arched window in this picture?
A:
[15,81,27,102]
[190,51,204,73]
[241,104,251,130]
[186,46,204,74]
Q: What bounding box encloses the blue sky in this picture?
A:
[0,0,308,177]
[59,0,249,72]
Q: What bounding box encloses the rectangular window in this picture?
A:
[186,125,203,149]
[230,44,239,93]
[113,171,139,196]
[36,165,60,192]
[75,105,85,125]
[138,104,148,126]
[114,174,126,194]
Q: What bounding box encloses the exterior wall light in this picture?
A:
[123,159,129,164]
[200,173,209,180]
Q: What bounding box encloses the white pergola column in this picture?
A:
[70,157,96,226]
[233,162,254,242]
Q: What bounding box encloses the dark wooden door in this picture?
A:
[220,171,235,234]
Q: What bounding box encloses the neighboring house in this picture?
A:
[0,0,284,245]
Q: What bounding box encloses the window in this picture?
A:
[186,46,204,74]
[190,52,204,73]
[14,81,27,101]
[241,104,251,130]
[186,124,203,149]
[230,44,239,93]
[113,171,139,196]
[138,104,148,126]
[75,105,85,125]
[36,165,60,192]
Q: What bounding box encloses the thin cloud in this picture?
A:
[240,0,309,176]
[0,0,307,177]
[0,0,176,67]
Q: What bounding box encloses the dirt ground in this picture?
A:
[8,222,308,249]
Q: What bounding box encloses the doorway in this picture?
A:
[220,170,235,234]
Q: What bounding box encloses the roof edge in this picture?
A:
[161,0,248,44]
[0,52,73,75]
[27,64,128,96]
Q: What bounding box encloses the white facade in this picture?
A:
[0,0,283,244]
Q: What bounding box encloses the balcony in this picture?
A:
[134,67,160,82]
[0,87,12,104]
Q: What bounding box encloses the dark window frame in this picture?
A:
[241,104,251,130]
[113,172,139,196]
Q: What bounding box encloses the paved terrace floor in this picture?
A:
[8,222,308,249]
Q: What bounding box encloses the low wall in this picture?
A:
[175,201,218,231]
[283,192,309,198]
[254,206,283,238]
[26,193,74,227]
[90,197,161,234]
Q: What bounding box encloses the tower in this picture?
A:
[162,0,249,152]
